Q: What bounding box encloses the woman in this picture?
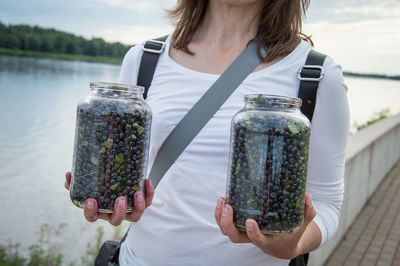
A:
[65,0,350,265]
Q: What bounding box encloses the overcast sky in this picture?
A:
[0,0,399,75]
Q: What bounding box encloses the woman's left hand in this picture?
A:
[214,194,317,260]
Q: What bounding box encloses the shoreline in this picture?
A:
[343,72,400,81]
[0,48,123,65]
[1,48,399,80]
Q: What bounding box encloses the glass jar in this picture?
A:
[70,82,152,213]
[225,94,311,234]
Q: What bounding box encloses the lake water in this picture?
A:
[0,55,127,264]
[0,55,399,264]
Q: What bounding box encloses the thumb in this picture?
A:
[245,219,265,247]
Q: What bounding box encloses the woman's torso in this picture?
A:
[118,35,314,266]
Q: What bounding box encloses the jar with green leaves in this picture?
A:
[225,94,311,234]
[70,82,151,213]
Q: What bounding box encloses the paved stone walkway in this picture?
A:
[325,160,400,266]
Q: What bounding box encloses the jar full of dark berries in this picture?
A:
[70,82,152,213]
[225,94,311,234]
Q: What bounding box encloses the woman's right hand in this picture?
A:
[65,171,154,226]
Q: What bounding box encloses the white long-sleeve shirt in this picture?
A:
[118,35,350,266]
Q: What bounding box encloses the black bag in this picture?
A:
[94,240,120,266]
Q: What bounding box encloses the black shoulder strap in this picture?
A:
[137,35,168,99]
[292,50,326,266]
[297,49,327,122]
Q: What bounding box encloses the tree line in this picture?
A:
[0,22,131,58]
[343,72,400,81]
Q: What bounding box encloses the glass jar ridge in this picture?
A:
[89,82,144,99]
[244,94,302,110]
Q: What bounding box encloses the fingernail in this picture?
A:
[222,205,229,216]
[136,191,143,201]
[148,179,153,190]
[86,200,94,210]
[246,220,254,232]
[217,199,223,208]
[118,197,126,209]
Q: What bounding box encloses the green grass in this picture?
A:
[353,108,391,133]
[0,48,123,65]
[0,224,63,266]
[0,224,106,266]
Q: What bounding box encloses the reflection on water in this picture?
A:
[0,55,399,263]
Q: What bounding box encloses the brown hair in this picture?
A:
[167,0,312,63]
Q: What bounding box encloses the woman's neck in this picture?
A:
[193,0,262,49]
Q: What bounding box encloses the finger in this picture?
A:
[303,194,316,225]
[65,172,71,190]
[110,197,127,226]
[84,198,98,222]
[220,204,249,243]
[126,191,145,222]
[214,198,225,233]
[144,179,154,208]
[246,219,267,248]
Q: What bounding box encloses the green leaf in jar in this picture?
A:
[256,114,264,120]
[288,124,300,134]
[139,180,144,187]
[256,93,262,103]
[131,134,137,140]
[234,164,241,175]
[255,94,263,103]
[115,155,124,164]
[249,154,254,162]
[104,138,113,149]
[296,197,303,211]
[105,107,111,115]
[100,147,106,153]
[110,184,119,191]
[137,126,145,134]
[246,198,255,206]
[132,185,139,191]
[80,140,89,147]
[91,157,99,165]
[133,123,139,128]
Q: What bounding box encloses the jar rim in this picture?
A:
[244,94,302,107]
[90,82,144,94]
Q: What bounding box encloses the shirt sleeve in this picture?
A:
[306,56,350,246]
[118,43,144,85]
